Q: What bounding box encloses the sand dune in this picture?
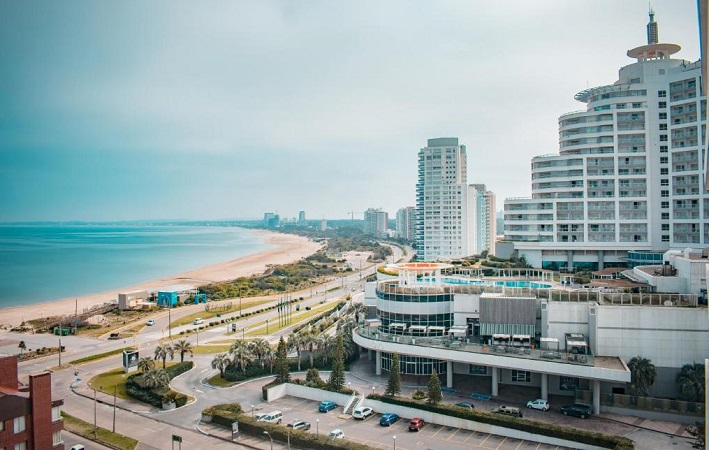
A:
[0,230,322,327]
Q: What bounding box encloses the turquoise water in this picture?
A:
[441,277,551,289]
[0,224,272,308]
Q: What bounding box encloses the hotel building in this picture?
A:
[364,208,389,238]
[504,11,707,271]
[395,206,415,241]
[470,184,497,254]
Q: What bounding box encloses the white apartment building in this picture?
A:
[364,208,389,238]
[395,206,415,241]
[504,11,708,271]
[416,138,473,261]
[470,184,497,254]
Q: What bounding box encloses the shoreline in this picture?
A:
[0,230,322,327]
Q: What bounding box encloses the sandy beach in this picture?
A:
[0,230,322,327]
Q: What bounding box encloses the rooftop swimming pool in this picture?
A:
[441,278,551,289]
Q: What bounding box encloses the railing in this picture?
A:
[574,390,705,417]
[355,326,595,367]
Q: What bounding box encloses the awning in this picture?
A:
[448,328,467,336]
[427,326,446,334]
[481,323,535,336]
[408,325,428,333]
[388,323,407,330]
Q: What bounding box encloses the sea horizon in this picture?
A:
[0,223,272,309]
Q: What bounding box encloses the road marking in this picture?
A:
[200,368,209,373]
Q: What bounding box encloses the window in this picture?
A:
[52,406,61,422]
[14,442,26,450]
[511,370,531,383]
[661,190,669,197]
[632,102,642,108]
[659,124,667,130]
[13,416,25,434]
[660,157,668,164]
[659,101,666,108]
[659,135,668,141]
[662,224,670,231]
[661,168,669,175]
[658,90,666,97]
[661,179,669,186]
[52,431,62,446]
[662,235,670,242]
[662,212,670,219]
[661,201,669,208]
[660,145,668,153]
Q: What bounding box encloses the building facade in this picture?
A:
[298,210,306,224]
[363,208,389,238]
[0,355,64,450]
[504,11,707,271]
[470,184,497,254]
[416,138,473,261]
[395,206,415,241]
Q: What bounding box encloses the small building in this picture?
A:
[118,290,150,310]
[0,354,64,449]
[155,284,197,307]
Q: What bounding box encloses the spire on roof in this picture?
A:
[647,5,658,44]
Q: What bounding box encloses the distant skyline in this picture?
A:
[0,1,701,221]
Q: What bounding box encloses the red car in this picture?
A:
[408,418,424,431]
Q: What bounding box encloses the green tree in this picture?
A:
[211,353,230,378]
[287,334,304,372]
[18,341,26,356]
[154,345,174,369]
[275,336,290,383]
[263,346,276,374]
[385,353,401,396]
[302,333,319,368]
[248,338,272,369]
[327,334,345,392]
[627,356,657,396]
[427,369,442,404]
[230,341,254,374]
[318,334,336,365]
[676,362,705,402]
[305,367,324,388]
[172,339,193,363]
[142,368,169,389]
[137,357,155,373]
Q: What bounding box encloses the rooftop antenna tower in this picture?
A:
[647,5,658,44]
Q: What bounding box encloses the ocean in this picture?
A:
[0,224,272,309]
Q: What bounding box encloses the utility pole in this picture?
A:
[168,303,172,339]
[113,385,117,433]
[93,387,98,439]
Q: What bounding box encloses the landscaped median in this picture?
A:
[62,412,138,450]
[202,403,373,450]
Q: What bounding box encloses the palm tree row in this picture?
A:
[152,339,194,369]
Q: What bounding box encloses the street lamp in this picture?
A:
[372,386,376,396]
[393,435,397,450]
[316,419,319,436]
[263,431,273,450]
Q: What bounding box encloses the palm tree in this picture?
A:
[248,338,272,368]
[143,368,170,389]
[154,345,174,369]
[18,341,26,356]
[318,334,336,365]
[138,357,155,373]
[263,347,276,373]
[211,353,230,378]
[229,340,254,374]
[288,334,304,372]
[627,356,657,397]
[172,339,193,363]
[302,333,319,368]
[676,362,705,402]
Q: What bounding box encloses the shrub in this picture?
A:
[125,362,193,408]
[411,389,427,400]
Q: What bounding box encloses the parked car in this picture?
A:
[352,406,374,419]
[408,418,425,431]
[287,420,311,431]
[560,404,592,419]
[491,405,523,417]
[146,319,155,326]
[256,411,282,424]
[328,429,345,439]
[193,318,204,325]
[455,401,475,410]
[526,399,549,411]
[70,445,85,450]
[108,332,120,340]
[318,400,337,412]
[379,413,400,426]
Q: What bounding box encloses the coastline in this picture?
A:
[0,230,322,327]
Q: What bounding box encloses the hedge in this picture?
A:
[369,394,633,450]
[125,362,194,408]
[205,403,374,450]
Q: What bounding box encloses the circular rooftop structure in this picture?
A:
[395,262,454,272]
[627,42,680,60]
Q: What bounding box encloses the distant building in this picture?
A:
[0,355,64,450]
[395,207,415,241]
[298,210,306,224]
[263,212,280,228]
[364,208,389,238]
[469,184,497,254]
[416,138,473,261]
[320,219,328,231]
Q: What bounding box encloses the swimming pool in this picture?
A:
[440,278,551,289]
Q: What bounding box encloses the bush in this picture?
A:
[368,394,633,450]
[411,389,427,400]
[125,362,193,408]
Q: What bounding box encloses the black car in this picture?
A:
[560,404,592,419]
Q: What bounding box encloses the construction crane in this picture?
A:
[347,211,363,224]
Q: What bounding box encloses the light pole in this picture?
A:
[112,385,117,433]
[372,386,376,397]
[93,386,98,439]
[58,337,62,366]
[263,431,273,450]
[266,318,269,334]
[393,435,397,450]
[168,303,172,339]
[316,419,319,436]
[239,287,242,316]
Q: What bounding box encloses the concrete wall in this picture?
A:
[265,382,353,407]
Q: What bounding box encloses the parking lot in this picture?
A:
[260,396,569,450]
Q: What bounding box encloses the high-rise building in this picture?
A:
[395,206,415,241]
[298,210,306,224]
[363,208,388,238]
[504,10,707,271]
[469,184,497,254]
[416,138,472,261]
[263,212,280,228]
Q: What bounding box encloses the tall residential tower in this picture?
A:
[504,11,707,270]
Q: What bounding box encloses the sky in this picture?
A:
[0,0,702,222]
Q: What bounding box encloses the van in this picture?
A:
[256,411,282,424]
[193,318,204,325]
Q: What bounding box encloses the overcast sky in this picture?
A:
[0,0,702,222]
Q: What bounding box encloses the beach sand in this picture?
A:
[0,230,322,327]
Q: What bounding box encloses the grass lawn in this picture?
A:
[207,373,238,387]
[169,298,273,328]
[62,412,138,450]
[88,361,180,398]
[245,301,339,336]
[192,344,232,354]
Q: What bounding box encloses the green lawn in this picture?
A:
[245,301,339,336]
[62,412,138,450]
[207,373,238,387]
[192,344,232,354]
[87,367,131,399]
[168,298,273,328]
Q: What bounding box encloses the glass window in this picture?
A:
[660,146,668,153]
[661,190,669,197]
[661,168,668,175]
[52,406,61,422]
[662,235,670,242]
[511,370,531,383]
[661,201,669,208]
[659,112,667,119]
[658,90,666,97]
[659,135,668,141]
[659,101,666,108]
[660,157,668,164]
[14,442,27,450]
[13,416,25,434]
[52,431,62,446]
[661,179,669,186]
[662,212,670,219]
[659,124,667,130]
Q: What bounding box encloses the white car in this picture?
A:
[146,319,155,326]
[352,406,374,419]
[526,399,550,411]
[193,318,204,325]
[328,429,345,439]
